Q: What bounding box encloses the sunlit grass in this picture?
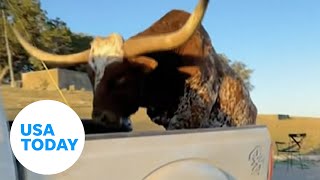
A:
[257,115,320,154]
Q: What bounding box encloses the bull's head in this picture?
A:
[12,0,209,131]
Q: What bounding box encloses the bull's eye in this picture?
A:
[116,77,126,85]
[109,76,127,89]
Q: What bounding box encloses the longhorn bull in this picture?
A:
[12,0,257,131]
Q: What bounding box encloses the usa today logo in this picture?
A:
[10,100,85,175]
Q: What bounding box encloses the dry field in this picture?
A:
[257,115,320,154]
[1,85,319,154]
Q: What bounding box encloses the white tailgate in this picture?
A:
[25,126,271,180]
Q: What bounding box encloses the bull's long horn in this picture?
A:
[123,0,209,58]
[11,27,90,64]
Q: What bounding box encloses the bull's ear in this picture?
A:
[178,65,201,77]
[130,56,158,73]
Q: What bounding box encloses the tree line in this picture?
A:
[0,0,254,91]
[0,0,92,79]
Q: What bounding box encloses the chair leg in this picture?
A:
[298,153,306,169]
[286,153,290,171]
[290,153,293,169]
[274,158,276,168]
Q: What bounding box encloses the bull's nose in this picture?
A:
[120,117,132,131]
[92,111,119,127]
[92,110,132,132]
[91,110,101,120]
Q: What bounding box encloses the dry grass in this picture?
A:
[1,85,93,119]
[133,113,320,154]
[1,86,319,154]
[257,115,320,154]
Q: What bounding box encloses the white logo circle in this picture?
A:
[10,100,85,175]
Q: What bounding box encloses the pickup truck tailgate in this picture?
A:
[24,125,271,180]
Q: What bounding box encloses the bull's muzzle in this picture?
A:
[92,110,132,132]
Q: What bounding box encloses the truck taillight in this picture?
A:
[267,143,274,180]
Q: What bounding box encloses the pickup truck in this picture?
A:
[0,96,273,180]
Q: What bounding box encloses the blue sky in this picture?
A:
[40,0,320,117]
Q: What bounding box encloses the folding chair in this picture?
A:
[274,133,307,170]
[288,133,307,169]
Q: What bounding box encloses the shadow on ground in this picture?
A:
[273,157,320,180]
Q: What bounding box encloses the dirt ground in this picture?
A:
[1,85,319,154]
